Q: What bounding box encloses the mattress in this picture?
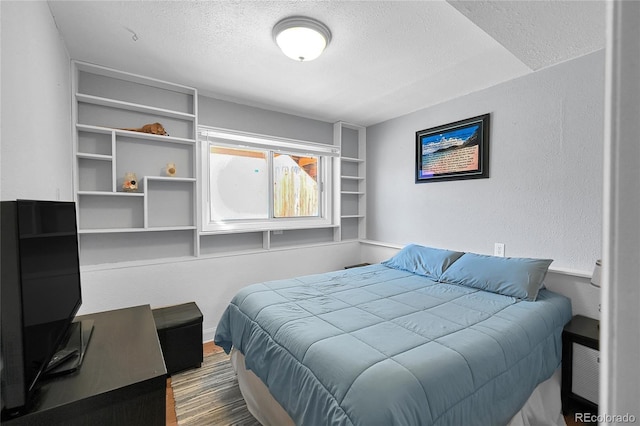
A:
[215,263,572,426]
[229,350,566,426]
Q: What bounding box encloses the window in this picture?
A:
[273,153,319,218]
[200,127,339,233]
[209,146,269,221]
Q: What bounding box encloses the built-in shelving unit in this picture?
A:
[198,227,338,258]
[334,122,366,241]
[72,61,198,265]
[72,62,364,267]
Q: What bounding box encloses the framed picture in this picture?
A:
[415,113,490,183]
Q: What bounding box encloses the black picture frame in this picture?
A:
[415,113,490,183]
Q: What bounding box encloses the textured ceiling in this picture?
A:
[448,0,606,70]
[47,0,605,126]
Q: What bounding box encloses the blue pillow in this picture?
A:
[438,252,553,301]
[382,244,464,280]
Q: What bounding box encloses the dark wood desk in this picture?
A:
[5,305,167,426]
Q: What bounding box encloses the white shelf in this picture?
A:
[76,123,113,135]
[76,124,196,145]
[334,122,366,243]
[78,227,147,234]
[77,191,144,197]
[147,226,197,231]
[73,61,199,265]
[76,93,196,121]
[341,156,364,163]
[77,153,112,161]
[75,60,196,95]
[78,225,197,235]
[145,176,196,183]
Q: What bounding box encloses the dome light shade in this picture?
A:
[273,16,331,62]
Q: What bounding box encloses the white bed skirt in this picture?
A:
[230,349,566,426]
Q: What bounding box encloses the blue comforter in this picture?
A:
[215,264,572,426]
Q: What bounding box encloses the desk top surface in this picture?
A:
[29,304,166,412]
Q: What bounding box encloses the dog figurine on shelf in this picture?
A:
[120,122,168,136]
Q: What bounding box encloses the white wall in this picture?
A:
[360,241,601,319]
[75,83,357,339]
[77,92,354,340]
[1,1,72,202]
[367,50,604,275]
[601,0,640,418]
[1,2,605,342]
[365,51,605,318]
[199,96,333,145]
[0,3,359,340]
[80,241,360,341]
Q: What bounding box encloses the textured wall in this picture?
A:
[79,241,361,341]
[1,1,72,202]
[198,96,333,145]
[1,3,605,337]
[367,50,605,273]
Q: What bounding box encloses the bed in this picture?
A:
[215,245,572,426]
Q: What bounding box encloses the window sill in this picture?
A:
[199,222,338,235]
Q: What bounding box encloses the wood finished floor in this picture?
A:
[165,342,586,426]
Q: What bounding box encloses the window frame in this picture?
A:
[199,126,339,234]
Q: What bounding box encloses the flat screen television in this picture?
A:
[1,200,83,416]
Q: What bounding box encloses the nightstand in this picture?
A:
[561,315,600,415]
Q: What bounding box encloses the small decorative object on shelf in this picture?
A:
[166,162,177,177]
[119,122,168,136]
[122,172,138,192]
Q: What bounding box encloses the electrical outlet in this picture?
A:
[494,243,505,257]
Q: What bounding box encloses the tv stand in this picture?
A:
[4,305,166,426]
[45,320,94,377]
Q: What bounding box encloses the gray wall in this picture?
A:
[0,3,356,340]
[1,1,73,202]
[199,96,333,144]
[0,2,605,340]
[367,50,605,273]
[76,90,349,338]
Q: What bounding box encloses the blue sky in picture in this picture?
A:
[422,125,479,145]
[420,124,480,155]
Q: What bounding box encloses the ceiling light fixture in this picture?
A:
[273,16,331,62]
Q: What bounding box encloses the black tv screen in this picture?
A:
[1,200,82,414]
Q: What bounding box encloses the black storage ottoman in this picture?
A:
[152,302,203,375]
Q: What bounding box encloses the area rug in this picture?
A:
[171,351,261,426]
